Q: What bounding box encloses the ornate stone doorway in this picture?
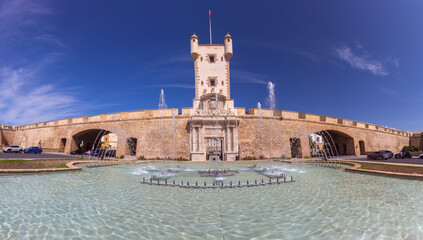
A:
[206,138,223,161]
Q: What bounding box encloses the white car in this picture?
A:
[2,145,23,153]
[419,154,423,159]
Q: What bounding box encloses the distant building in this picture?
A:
[309,133,324,151]
[101,133,117,149]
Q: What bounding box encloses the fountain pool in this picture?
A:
[1,161,423,239]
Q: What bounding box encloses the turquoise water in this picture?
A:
[1,161,423,239]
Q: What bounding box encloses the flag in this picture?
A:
[209,10,212,17]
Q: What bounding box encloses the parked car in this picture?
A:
[24,146,42,154]
[2,145,23,153]
[71,149,84,155]
[380,150,394,159]
[394,151,413,159]
[90,149,116,157]
[367,151,392,160]
[419,154,423,159]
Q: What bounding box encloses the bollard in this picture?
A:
[204,181,206,187]
[238,181,240,186]
[221,181,224,187]
[195,181,198,186]
[277,177,279,183]
[255,179,257,185]
[213,181,215,187]
[181,180,183,185]
[187,181,189,186]
[291,176,293,181]
[269,178,271,183]
[165,179,167,185]
[143,177,145,182]
[261,179,264,184]
[284,176,286,182]
[173,180,175,185]
[230,181,232,186]
[247,180,249,185]
[150,178,152,183]
[157,179,159,184]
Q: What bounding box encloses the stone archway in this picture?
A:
[71,129,117,153]
[359,140,366,155]
[290,138,302,158]
[59,138,67,152]
[313,130,355,156]
[126,137,138,156]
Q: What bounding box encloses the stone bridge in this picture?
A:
[0,107,417,160]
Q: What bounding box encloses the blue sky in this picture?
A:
[0,0,422,132]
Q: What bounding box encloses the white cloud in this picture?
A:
[379,87,397,96]
[0,67,78,125]
[0,0,51,39]
[335,46,393,76]
[35,33,65,47]
[231,69,269,85]
[144,83,194,89]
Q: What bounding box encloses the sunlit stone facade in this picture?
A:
[189,33,239,161]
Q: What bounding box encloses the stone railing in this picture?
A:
[1,107,414,137]
[236,108,412,137]
[8,108,186,130]
[0,124,15,130]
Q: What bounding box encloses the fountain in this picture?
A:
[257,102,263,158]
[158,89,167,160]
[172,110,176,159]
[266,81,275,159]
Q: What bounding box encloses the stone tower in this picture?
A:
[189,33,239,161]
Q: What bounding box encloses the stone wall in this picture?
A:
[238,116,410,159]
[11,115,191,158]
[410,132,423,150]
[0,126,16,147]
[1,108,414,159]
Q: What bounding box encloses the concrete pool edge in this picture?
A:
[2,159,423,180]
[276,158,423,180]
[343,161,423,180]
[0,160,123,173]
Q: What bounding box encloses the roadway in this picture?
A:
[0,152,85,159]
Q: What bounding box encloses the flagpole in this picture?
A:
[209,10,212,44]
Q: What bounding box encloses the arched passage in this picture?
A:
[59,138,67,152]
[126,137,138,156]
[311,130,355,156]
[290,138,302,158]
[359,141,366,155]
[71,129,117,153]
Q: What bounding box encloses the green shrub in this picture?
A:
[175,156,189,161]
[259,155,266,160]
[119,155,125,159]
[138,156,146,160]
[402,145,420,152]
[241,156,257,160]
[279,116,284,121]
[56,163,67,168]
